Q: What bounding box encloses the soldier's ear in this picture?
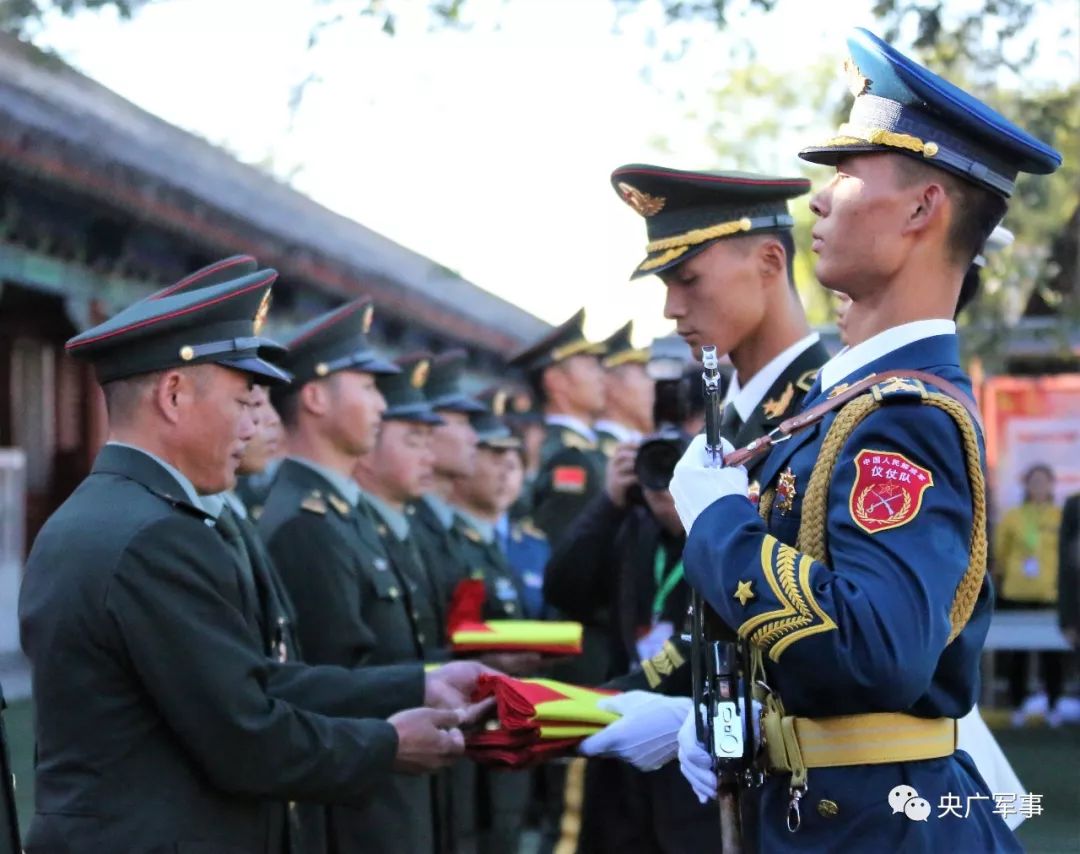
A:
[903,180,949,240]
[299,377,332,418]
[155,369,187,425]
[757,236,786,283]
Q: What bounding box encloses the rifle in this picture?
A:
[688,345,754,852]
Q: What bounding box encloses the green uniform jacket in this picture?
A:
[18,445,413,854]
[259,460,438,854]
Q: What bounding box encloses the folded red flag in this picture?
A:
[466,675,619,767]
[448,579,583,655]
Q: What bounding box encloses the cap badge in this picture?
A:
[492,390,507,417]
[252,289,272,335]
[179,345,195,361]
[843,56,871,97]
[616,182,665,217]
[411,359,430,389]
[361,304,375,334]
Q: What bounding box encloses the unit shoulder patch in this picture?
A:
[849,449,934,534]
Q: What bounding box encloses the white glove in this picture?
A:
[677,704,717,803]
[669,435,749,533]
[578,692,692,771]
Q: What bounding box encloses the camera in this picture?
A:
[634,427,690,492]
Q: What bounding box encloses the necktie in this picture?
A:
[216,504,259,620]
[719,403,743,443]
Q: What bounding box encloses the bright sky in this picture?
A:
[32,0,1078,344]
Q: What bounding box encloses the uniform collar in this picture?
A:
[723,333,821,422]
[819,319,956,392]
[457,510,496,544]
[288,456,361,507]
[422,492,457,530]
[593,419,642,443]
[104,442,204,511]
[545,414,597,443]
[363,492,410,540]
[222,490,248,520]
[199,492,226,520]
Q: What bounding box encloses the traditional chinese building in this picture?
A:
[0,33,548,560]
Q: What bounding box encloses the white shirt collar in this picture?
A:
[819,320,956,391]
[422,493,457,530]
[593,420,642,443]
[545,414,597,443]
[222,490,248,520]
[722,333,820,422]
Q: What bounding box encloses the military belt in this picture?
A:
[763,711,957,774]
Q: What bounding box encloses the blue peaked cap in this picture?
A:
[800,28,1062,197]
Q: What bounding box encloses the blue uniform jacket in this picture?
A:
[683,334,1019,852]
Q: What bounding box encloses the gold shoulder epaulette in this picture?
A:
[300,490,327,515]
[515,518,548,541]
[327,494,351,517]
[870,375,928,403]
[561,430,597,452]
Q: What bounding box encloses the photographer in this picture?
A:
[544,395,716,851]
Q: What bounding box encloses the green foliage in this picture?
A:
[0,0,145,34]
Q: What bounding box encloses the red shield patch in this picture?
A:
[552,465,587,494]
[849,449,934,534]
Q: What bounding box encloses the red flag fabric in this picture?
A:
[466,674,619,768]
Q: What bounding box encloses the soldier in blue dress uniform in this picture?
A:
[671,28,1061,851]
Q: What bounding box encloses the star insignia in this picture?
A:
[734,580,755,606]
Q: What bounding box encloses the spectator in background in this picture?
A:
[994,463,1066,726]
[1056,491,1080,725]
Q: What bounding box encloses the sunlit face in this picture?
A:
[659,237,767,360]
[174,365,256,494]
[238,385,283,476]
[431,410,478,479]
[604,362,654,429]
[460,446,510,515]
[366,419,436,503]
[496,449,526,515]
[808,154,910,296]
[549,354,605,418]
[325,370,386,457]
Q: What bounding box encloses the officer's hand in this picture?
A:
[605,443,640,508]
[388,707,467,774]
[424,660,498,709]
[477,651,543,676]
[677,705,717,803]
[578,691,691,771]
[669,435,748,533]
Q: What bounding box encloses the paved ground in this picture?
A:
[3,692,1077,851]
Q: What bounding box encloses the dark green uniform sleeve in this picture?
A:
[531,446,602,543]
[266,513,377,668]
[603,636,692,697]
[106,516,398,803]
[267,661,424,719]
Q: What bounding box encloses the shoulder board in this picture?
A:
[300,490,327,515]
[795,369,819,392]
[327,493,351,517]
[513,518,548,541]
[561,430,597,452]
[870,375,929,403]
[599,436,619,459]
